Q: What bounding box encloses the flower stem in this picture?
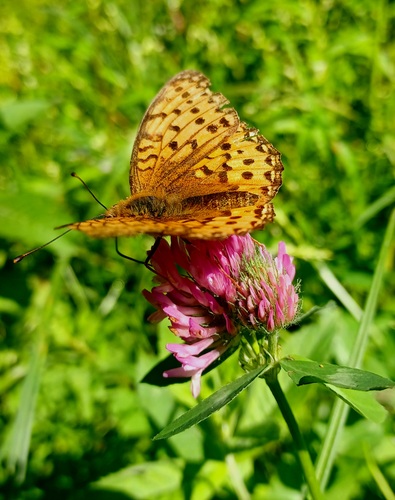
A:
[266,376,323,500]
[267,332,279,361]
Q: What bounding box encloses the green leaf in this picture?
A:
[0,99,51,130]
[326,385,387,423]
[280,357,395,391]
[1,342,44,483]
[154,366,267,440]
[90,460,183,499]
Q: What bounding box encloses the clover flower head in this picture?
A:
[143,235,299,397]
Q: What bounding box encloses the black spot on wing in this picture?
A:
[207,124,218,133]
[190,139,198,150]
[218,171,228,183]
[242,171,253,180]
[200,165,213,175]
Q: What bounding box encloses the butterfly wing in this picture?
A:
[67,202,274,240]
[68,71,283,240]
[130,70,282,205]
[130,71,238,196]
[185,122,283,202]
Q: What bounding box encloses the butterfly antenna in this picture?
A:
[71,172,108,210]
[13,230,72,264]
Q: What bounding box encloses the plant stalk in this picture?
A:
[267,376,323,500]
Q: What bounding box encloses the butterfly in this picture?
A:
[70,71,283,240]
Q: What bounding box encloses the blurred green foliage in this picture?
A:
[0,0,394,498]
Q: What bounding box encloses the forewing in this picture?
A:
[130,70,239,195]
[130,70,283,207]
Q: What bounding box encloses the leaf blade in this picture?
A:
[280,357,395,391]
[326,385,387,423]
[154,366,266,440]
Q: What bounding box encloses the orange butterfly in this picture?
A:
[14,71,283,264]
[68,70,283,240]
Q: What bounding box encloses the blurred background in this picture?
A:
[1,0,394,498]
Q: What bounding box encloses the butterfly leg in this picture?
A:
[114,237,146,265]
[114,236,162,271]
[144,236,162,269]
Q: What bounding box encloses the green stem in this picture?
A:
[267,332,279,361]
[267,377,323,500]
[265,333,280,383]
